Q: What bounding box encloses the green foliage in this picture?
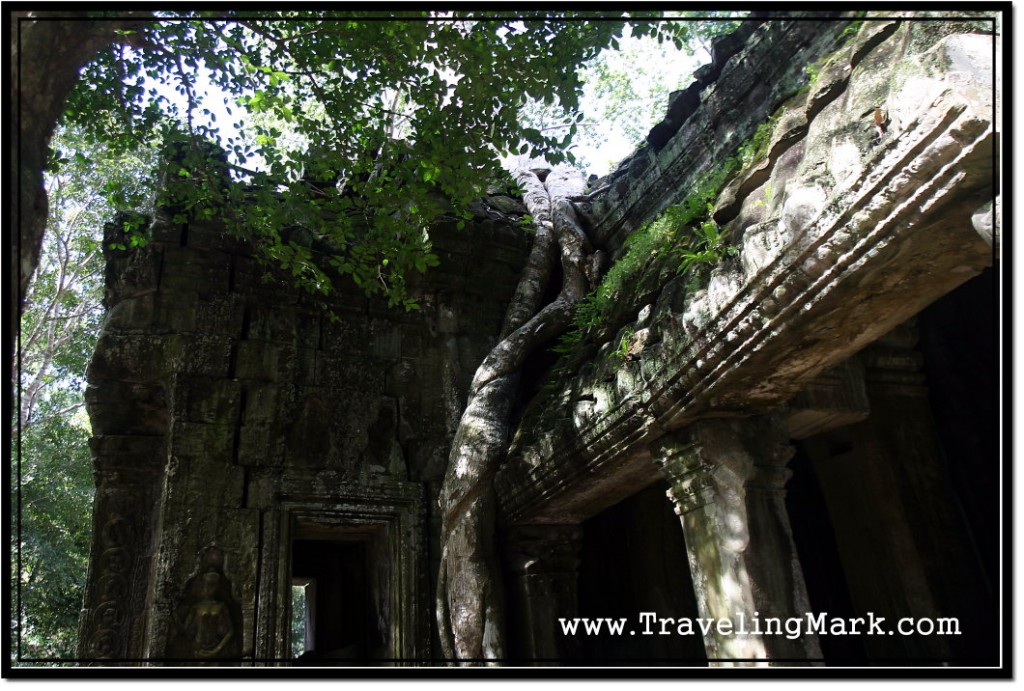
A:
[804,60,822,88]
[13,124,146,663]
[62,12,666,308]
[841,20,863,39]
[737,116,778,169]
[676,213,739,291]
[549,103,787,361]
[289,585,308,658]
[517,15,746,171]
[610,327,636,360]
[12,411,95,662]
[552,160,738,357]
[55,13,751,307]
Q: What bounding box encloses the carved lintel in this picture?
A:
[787,358,870,439]
[862,320,929,394]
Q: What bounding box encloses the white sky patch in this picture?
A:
[574,129,635,176]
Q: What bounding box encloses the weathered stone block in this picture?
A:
[104,294,156,331]
[233,340,292,382]
[184,220,247,254]
[181,458,246,509]
[181,376,241,424]
[226,257,301,305]
[236,424,285,467]
[399,325,425,359]
[194,293,246,337]
[246,304,297,342]
[320,319,367,357]
[154,291,199,333]
[240,382,279,426]
[314,353,385,392]
[89,435,168,473]
[170,422,236,464]
[369,319,402,360]
[179,334,233,377]
[159,247,232,295]
[89,434,166,459]
[149,217,185,245]
[87,333,184,382]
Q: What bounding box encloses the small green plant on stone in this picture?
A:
[610,327,636,360]
[676,211,738,290]
[736,117,778,169]
[516,214,535,231]
[547,109,792,366]
[841,20,863,39]
[804,61,822,90]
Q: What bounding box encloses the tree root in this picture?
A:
[435,163,591,664]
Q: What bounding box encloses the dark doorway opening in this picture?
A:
[289,526,393,665]
[786,442,867,665]
[291,539,371,661]
[575,482,707,666]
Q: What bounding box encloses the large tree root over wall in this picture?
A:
[435,164,594,664]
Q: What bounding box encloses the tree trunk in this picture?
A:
[10,13,142,376]
[436,164,592,664]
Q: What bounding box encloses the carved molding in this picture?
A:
[650,417,821,664]
[252,476,429,665]
[498,25,995,526]
[503,524,582,576]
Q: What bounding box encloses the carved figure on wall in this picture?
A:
[183,571,235,658]
[170,547,243,661]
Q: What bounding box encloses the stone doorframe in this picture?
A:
[251,478,429,665]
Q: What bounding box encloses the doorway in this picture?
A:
[259,481,429,664]
[291,538,380,662]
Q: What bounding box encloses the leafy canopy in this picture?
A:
[519,12,744,171]
[63,10,704,308]
[13,124,147,663]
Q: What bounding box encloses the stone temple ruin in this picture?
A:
[77,15,1000,666]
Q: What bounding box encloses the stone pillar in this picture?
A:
[503,524,582,664]
[76,438,166,662]
[805,321,993,662]
[652,416,822,666]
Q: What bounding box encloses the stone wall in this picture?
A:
[75,13,1000,667]
[78,198,531,662]
[496,17,996,526]
[492,15,998,666]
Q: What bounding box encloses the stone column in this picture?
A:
[76,438,166,662]
[651,416,822,666]
[805,321,993,662]
[502,524,583,665]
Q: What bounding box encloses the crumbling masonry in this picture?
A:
[78,16,999,666]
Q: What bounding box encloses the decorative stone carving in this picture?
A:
[497,19,995,527]
[169,548,243,661]
[81,505,138,660]
[652,416,822,666]
[182,572,236,658]
[787,358,870,439]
